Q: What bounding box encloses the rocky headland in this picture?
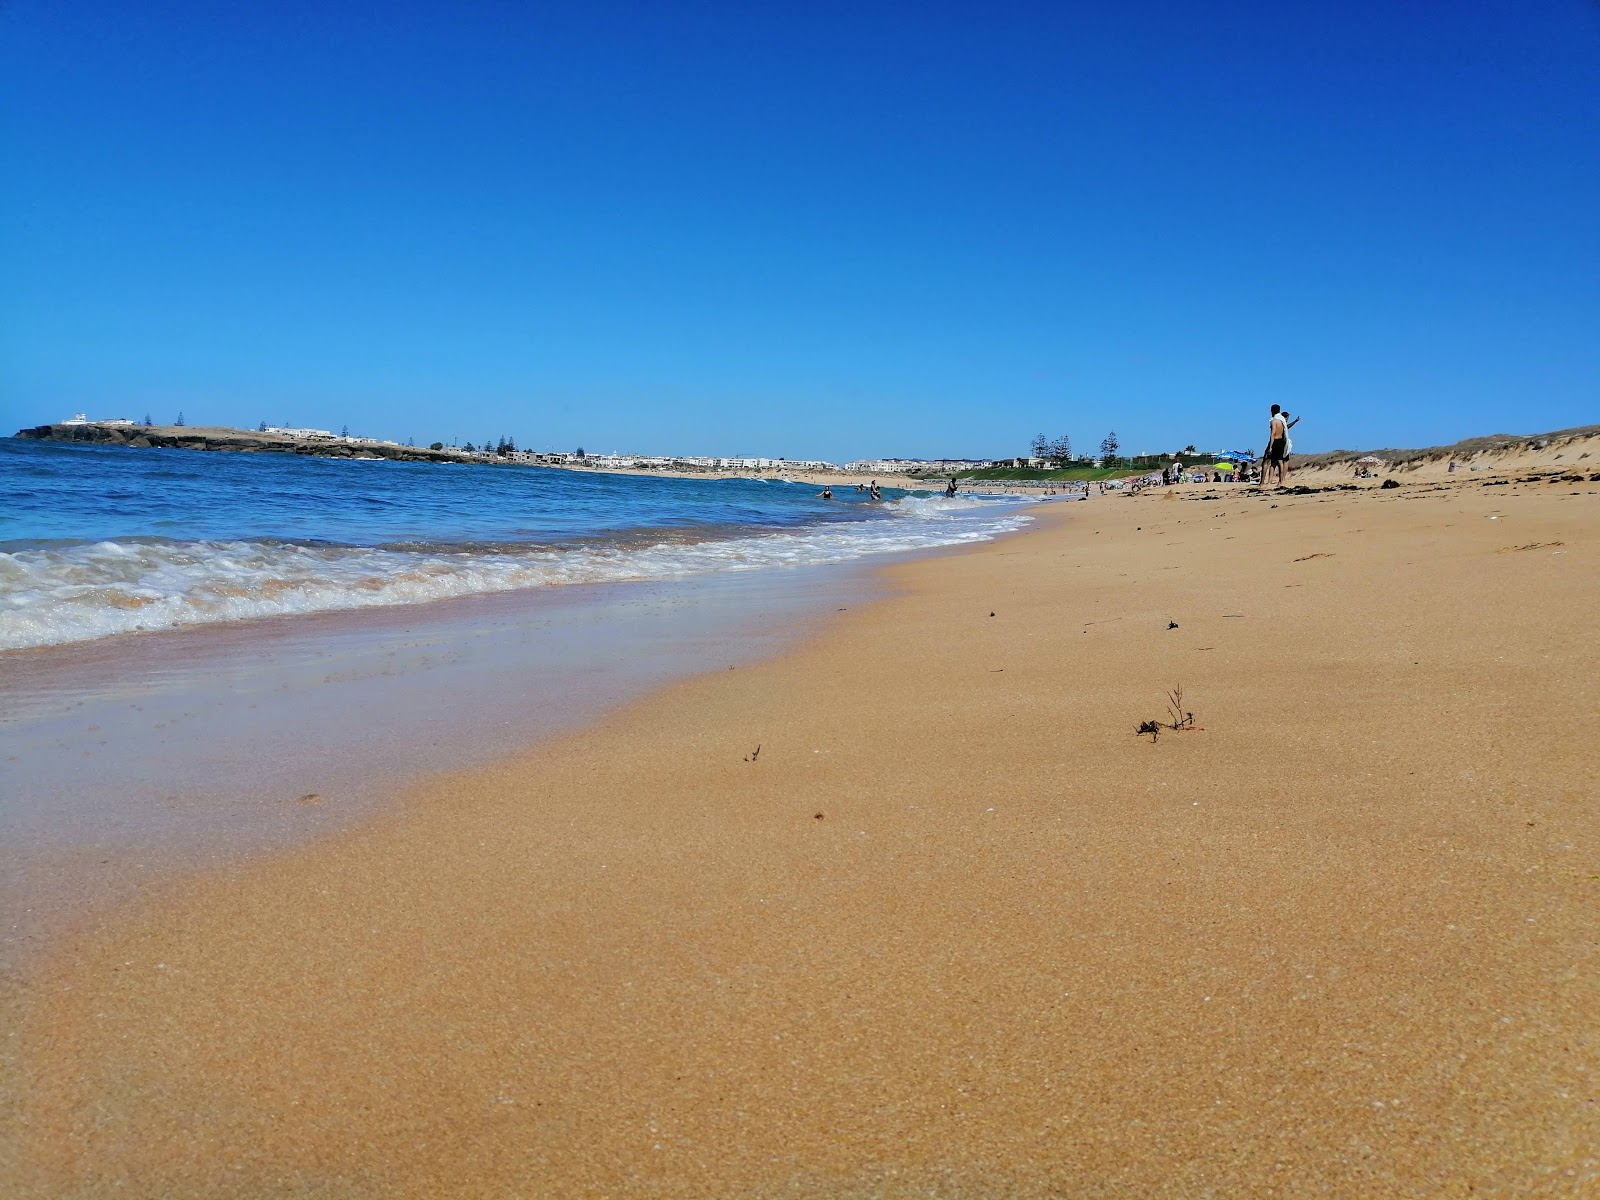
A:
[12,422,483,464]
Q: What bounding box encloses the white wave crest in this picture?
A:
[0,505,1031,651]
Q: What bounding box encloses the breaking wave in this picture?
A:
[0,495,1031,650]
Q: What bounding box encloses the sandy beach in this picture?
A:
[6,468,1599,1196]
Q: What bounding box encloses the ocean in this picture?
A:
[2,437,1041,954]
[0,438,1032,651]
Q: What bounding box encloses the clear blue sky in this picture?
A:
[3,1,1596,461]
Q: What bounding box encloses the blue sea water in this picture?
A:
[0,438,1032,650]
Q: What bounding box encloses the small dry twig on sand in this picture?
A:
[1165,684,1196,731]
[744,744,761,762]
[1140,685,1198,742]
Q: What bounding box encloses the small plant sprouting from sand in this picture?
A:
[1136,684,1198,743]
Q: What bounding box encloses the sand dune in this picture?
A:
[1291,425,1600,482]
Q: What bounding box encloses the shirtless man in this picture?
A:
[1264,404,1291,486]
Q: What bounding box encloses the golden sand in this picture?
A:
[6,472,1599,1197]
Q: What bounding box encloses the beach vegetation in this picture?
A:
[958,464,1138,482]
[1030,433,1074,465]
[430,442,444,451]
[966,446,1232,481]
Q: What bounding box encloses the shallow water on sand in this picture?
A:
[0,565,874,967]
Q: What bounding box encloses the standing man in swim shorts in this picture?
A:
[1264,404,1290,486]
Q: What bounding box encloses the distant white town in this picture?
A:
[51,413,1004,475]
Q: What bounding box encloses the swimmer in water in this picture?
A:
[817,487,833,499]
[945,477,958,497]
[869,483,883,501]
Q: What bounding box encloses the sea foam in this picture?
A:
[0,495,1032,650]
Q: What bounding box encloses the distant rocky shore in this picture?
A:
[13,422,482,465]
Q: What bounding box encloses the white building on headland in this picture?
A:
[260,425,414,449]
[60,413,136,427]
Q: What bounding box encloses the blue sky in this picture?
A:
[3,1,1596,461]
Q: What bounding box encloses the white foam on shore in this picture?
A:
[0,497,1033,651]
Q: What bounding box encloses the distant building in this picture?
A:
[844,457,994,474]
[542,452,839,473]
[59,413,136,427]
[263,426,336,440]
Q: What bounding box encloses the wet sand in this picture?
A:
[0,566,873,970]
[6,472,1599,1197]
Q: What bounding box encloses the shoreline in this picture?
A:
[7,471,1599,1195]
[0,560,902,971]
[0,439,1041,655]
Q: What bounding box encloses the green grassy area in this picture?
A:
[954,465,1146,482]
